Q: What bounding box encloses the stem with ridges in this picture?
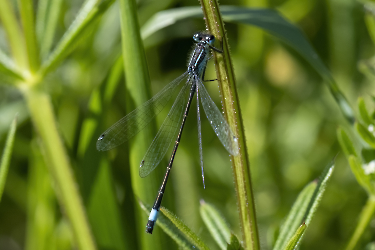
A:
[24,86,96,250]
[345,195,375,250]
[199,1,260,249]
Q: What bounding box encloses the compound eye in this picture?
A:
[193,33,202,42]
[209,35,214,40]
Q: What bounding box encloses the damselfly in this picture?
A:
[97,32,239,234]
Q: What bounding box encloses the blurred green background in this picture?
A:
[0,0,374,249]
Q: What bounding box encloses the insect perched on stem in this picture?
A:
[97,32,238,234]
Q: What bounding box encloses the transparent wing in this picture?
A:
[97,72,188,151]
[196,84,205,188]
[139,82,191,178]
[198,79,239,156]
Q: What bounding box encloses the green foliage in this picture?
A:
[0,116,17,202]
[227,234,244,250]
[0,0,372,249]
[200,201,231,250]
[274,163,334,250]
[283,223,306,250]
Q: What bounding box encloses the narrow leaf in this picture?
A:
[138,200,209,250]
[200,200,231,250]
[356,122,375,148]
[274,162,334,250]
[364,2,375,46]
[227,234,244,250]
[273,182,316,250]
[0,50,24,81]
[36,0,63,59]
[18,0,41,72]
[345,196,375,250]
[283,223,307,250]
[337,127,358,157]
[0,116,17,202]
[348,155,375,195]
[40,0,115,77]
[0,0,27,68]
[304,163,334,225]
[358,97,373,126]
[161,207,210,250]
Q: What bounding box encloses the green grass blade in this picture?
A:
[141,7,202,39]
[0,0,27,68]
[356,122,375,148]
[139,200,208,249]
[304,162,334,225]
[0,116,17,202]
[119,0,169,247]
[200,200,231,250]
[227,234,244,250]
[161,207,210,250]
[283,223,307,250]
[76,59,129,250]
[274,162,334,250]
[348,156,374,195]
[273,182,316,250]
[36,0,63,60]
[40,0,115,77]
[77,56,123,157]
[86,159,128,250]
[220,6,354,124]
[337,127,358,157]
[358,97,373,126]
[0,49,24,81]
[18,0,40,72]
[345,196,375,250]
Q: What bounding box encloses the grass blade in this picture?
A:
[358,97,373,126]
[283,223,307,250]
[0,49,24,81]
[273,182,316,250]
[0,0,27,68]
[337,127,358,157]
[36,0,63,60]
[274,162,335,250]
[0,116,17,202]
[356,122,375,148]
[139,200,209,249]
[345,196,375,250]
[118,0,169,247]
[200,200,231,250]
[227,234,244,250]
[40,0,115,77]
[18,0,40,72]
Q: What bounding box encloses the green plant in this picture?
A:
[0,0,371,249]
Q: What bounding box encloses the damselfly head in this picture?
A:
[193,32,215,46]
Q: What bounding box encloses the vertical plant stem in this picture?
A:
[200,1,260,249]
[119,0,165,248]
[345,195,375,250]
[24,87,96,250]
